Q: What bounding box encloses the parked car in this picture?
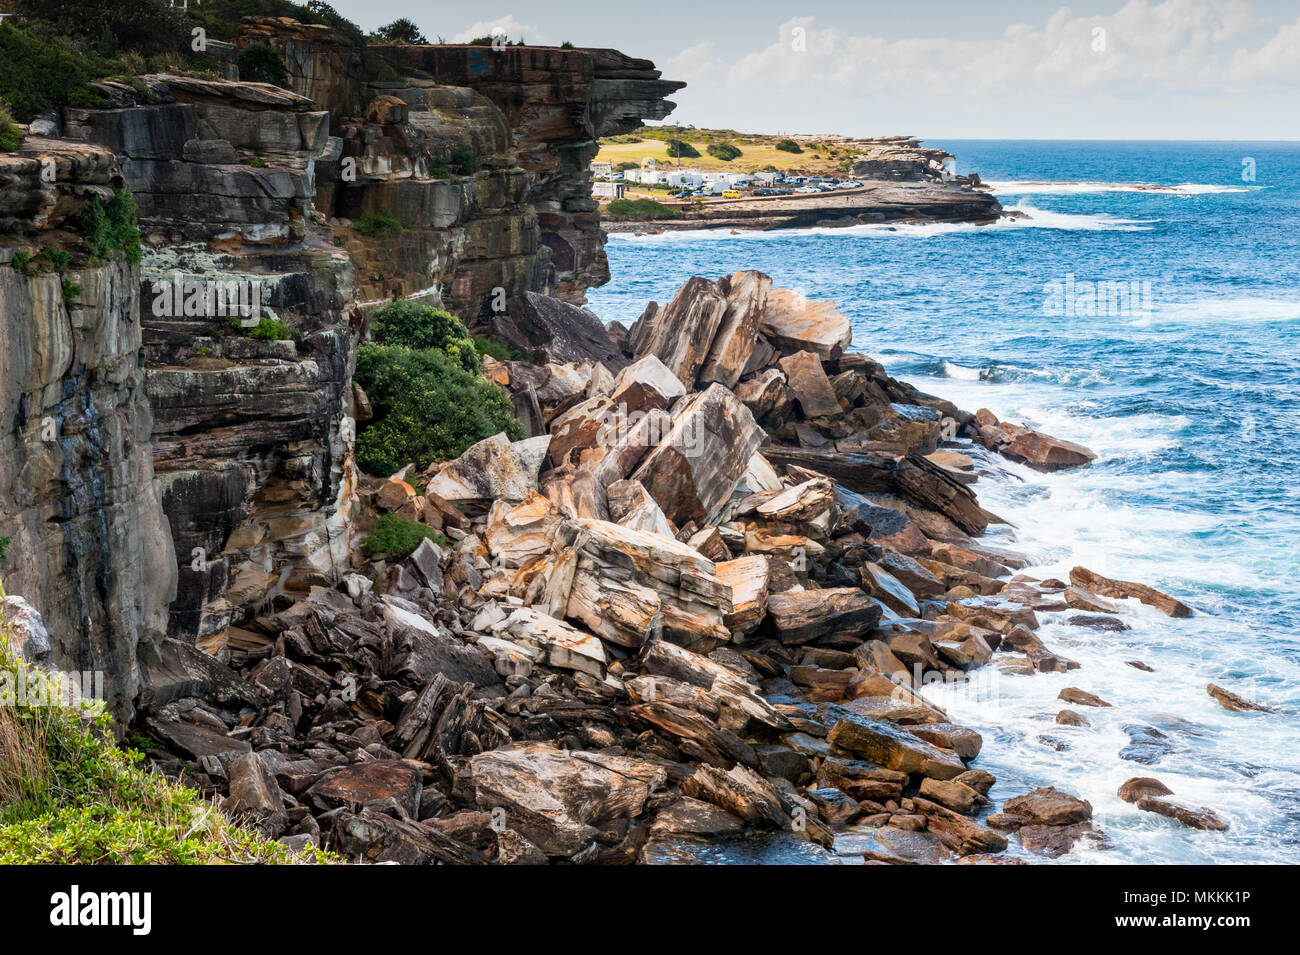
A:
[721,190,741,199]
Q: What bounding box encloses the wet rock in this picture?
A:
[1004,787,1092,826]
[827,713,967,780]
[1056,709,1091,727]
[648,797,745,839]
[1120,724,1174,764]
[1058,687,1112,708]
[1018,821,1111,858]
[1069,566,1192,617]
[975,409,1097,472]
[1117,777,1175,803]
[913,798,1007,855]
[1136,797,1229,831]
[918,777,982,814]
[1206,683,1271,712]
[806,787,861,826]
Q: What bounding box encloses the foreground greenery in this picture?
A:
[605,198,681,220]
[354,301,521,476]
[362,513,446,558]
[0,585,322,864]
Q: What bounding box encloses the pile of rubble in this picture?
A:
[133,270,1211,864]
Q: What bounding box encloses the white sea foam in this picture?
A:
[988,180,1252,196]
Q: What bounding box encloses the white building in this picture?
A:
[590,161,613,180]
[592,181,625,199]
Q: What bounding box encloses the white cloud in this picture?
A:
[721,0,1290,100]
[450,15,551,45]
[665,41,720,84]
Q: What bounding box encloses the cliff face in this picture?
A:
[18,23,682,671]
[0,139,176,721]
[373,44,684,305]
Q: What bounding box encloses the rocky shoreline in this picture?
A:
[24,271,1224,865]
[605,138,1003,234]
[0,14,1242,866]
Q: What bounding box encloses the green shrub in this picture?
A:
[0,537,9,561]
[473,337,516,362]
[449,142,477,175]
[10,252,30,273]
[353,343,521,475]
[665,139,699,159]
[371,300,479,373]
[707,142,742,161]
[29,245,69,274]
[60,279,82,304]
[76,187,142,265]
[362,513,445,558]
[604,198,681,220]
[352,211,405,237]
[0,107,22,153]
[775,138,803,154]
[229,316,294,341]
[249,156,268,168]
[0,23,101,120]
[238,42,289,87]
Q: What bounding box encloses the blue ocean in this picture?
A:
[590,141,1300,864]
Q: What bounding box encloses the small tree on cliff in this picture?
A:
[373,18,428,44]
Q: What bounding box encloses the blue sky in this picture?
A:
[332,1,1300,139]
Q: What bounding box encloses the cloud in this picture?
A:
[449,15,550,45]
[720,0,1291,100]
[665,41,720,83]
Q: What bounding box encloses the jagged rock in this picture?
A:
[609,354,687,414]
[766,589,883,645]
[1069,566,1192,617]
[336,810,488,865]
[1206,683,1271,712]
[760,288,853,358]
[629,276,729,386]
[225,752,288,835]
[912,798,1007,855]
[860,562,921,616]
[0,595,51,664]
[755,477,839,535]
[779,350,841,418]
[735,368,791,426]
[633,384,763,527]
[427,433,550,507]
[716,556,770,634]
[494,292,627,368]
[896,455,992,536]
[974,408,1097,471]
[918,777,982,814]
[698,270,771,389]
[485,493,563,567]
[467,743,666,857]
[606,479,675,538]
[308,761,423,818]
[827,713,967,779]
[680,763,788,828]
[494,606,607,678]
[640,639,791,732]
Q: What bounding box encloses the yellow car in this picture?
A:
[721,190,741,199]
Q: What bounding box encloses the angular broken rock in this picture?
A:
[606,478,676,538]
[860,561,921,616]
[427,432,550,506]
[485,492,563,568]
[715,555,770,635]
[1018,821,1110,858]
[761,287,853,359]
[778,350,842,419]
[680,763,788,828]
[630,276,730,387]
[609,353,687,414]
[307,760,423,819]
[766,588,883,645]
[827,713,967,780]
[468,743,666,857]
[912,798,1007,855]
[1069,566,1192,617]
[633,383,764,527]
[496,606,607,678]
[698,270,771,389]
[995,424,1097,472]
[755,477,839,534]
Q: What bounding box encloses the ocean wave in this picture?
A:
[988,180,1253,196]
[1150,297,1300,324]
[607,202,1154,243]
[932,358,1113,387]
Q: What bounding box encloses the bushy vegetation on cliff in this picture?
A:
[362,514,445,558]
[354,301,521,476]
[604,198,681,221]
[0,588,320,864]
